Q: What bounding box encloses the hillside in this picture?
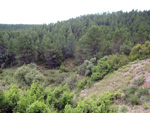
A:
[1,10,150,68]
[1,10,150,113]
[1,58,150,112]
[80,59,150,97]
[80,59,150,112]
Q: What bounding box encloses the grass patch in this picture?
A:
[120,106,128,113]
[124,86,150,105]
[133,76,145,86]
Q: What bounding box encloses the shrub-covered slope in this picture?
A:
[80,59,150,112]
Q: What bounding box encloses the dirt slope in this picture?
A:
[79,59,150,112]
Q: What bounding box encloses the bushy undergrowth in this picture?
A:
[76,77,92,89]
[59,65,68,73]
[129,41,150,60]
[64,91,121,113]
[120,106,128,113]
[91,54,129,81]
[0,82,121,113]
[15,64,45,85]
[123,85,150,105]
[77,57,96,76]
[0,82,74,113]
[77,41,150,81]
[0,69,3,74]
[26,101,49,113]
[27,63,43,72]
[133,76,145,86]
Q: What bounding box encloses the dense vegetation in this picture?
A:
[0,80,121,113]
[1,10,150,68]
[1,10,150,113]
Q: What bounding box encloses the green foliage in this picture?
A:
[15,82,46,113]
[0,88,5,113]
[76,26,110,62]
[0,81,121,113]
[54,73,66,85]
[91,54,129,81]
[124,86,150,105]
[126,95,141,105]
[124,86,138,99]
[76,80,87,89]
[124,86,140,105]
[59,65,68,73]
[91,56,111,80]
[1,10,150,68]
[4,85,21,112]
[129,41,150,61]
[146,95,150,101]
[137,88,149,98]
[120,106,128,113]
[73,61,79,66]
[129,44,142,60]
[26,101,49,113]
[120,41,133,55]
[76,77,92,89]
[133,76,145,86]
[64,92,120,113]
[77,57,96,76]
[27,63,42,72]
[67,74,77,90]
[15,64,45,85]
[46,84,74,110]
[0,69,3,74]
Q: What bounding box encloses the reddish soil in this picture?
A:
[127,59,150,88]
[65,61,74,67]
[38,65,47,71]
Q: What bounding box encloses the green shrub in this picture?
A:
[137,87,149,98]
[0,88,5,112]
[26,101,49,113]
[16,82,45,113]
[77,57,96,76]
[76,77,92,89]
[126,95,141,105]
[120,41,133,55]
[76,80,87,89]
[91,54,129,81]
[46,76,56,85]
[64,92,120,113]
[133,76,145,86]
[91,56,111,80]
[15,64,45,85]
[86,79,92,88]
[55,73,66,85]
[0,69,3,74]
[1,82,74,112]
[146,95,150,101]
[64,104,75,113]
[59,65,68,73]
[27,63,42,72]
[129,44,142,60]
[124,86,138,95]
[67,74,77,90]
[124,86,139,105]
[73,61,79,66]
[129,41,150,61]
[4,85,21,112]
[123,86,149,105]
[46,84,74,111]
[120,106,128,113]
